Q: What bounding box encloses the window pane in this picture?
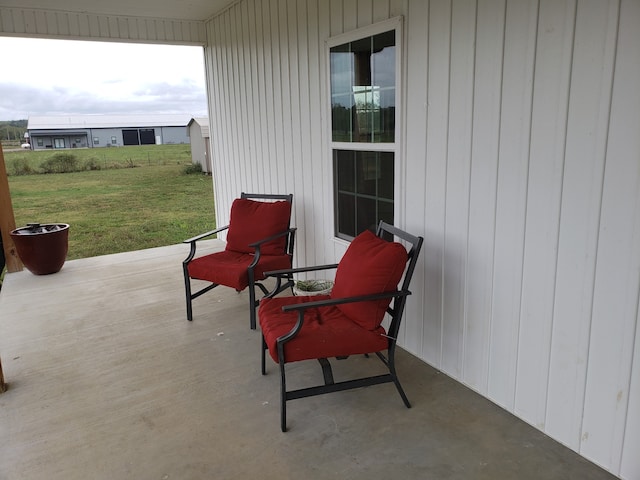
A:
[373,30,395,51]
[331,96,354,142]
[378,199,394,225]
[330,30,395,143]
[337,193,356,238]
[356,151,378,196]
[335,150,355,192]
[334,149,394,239]
[356,196,377,234]
[378,152,394,199]
[330,50,353,96]
[372,32,395,88]
[351,37,372,86]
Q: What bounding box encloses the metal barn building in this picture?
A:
[27,114,192,150]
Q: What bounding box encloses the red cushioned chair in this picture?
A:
[259,221,423,431]
[182,193,296,330]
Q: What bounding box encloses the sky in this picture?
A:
[0,37,208,121]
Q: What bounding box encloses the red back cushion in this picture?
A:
[331,230,408,330]
[225,198,291,256]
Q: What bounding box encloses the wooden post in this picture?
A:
[0,356,7,393]
[0,141,23,273]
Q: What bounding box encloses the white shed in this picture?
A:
[187,117,211,174]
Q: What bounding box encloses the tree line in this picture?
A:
[1,120,28,143]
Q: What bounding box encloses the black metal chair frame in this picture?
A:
[261,221,423,431]
[182,192,296,330]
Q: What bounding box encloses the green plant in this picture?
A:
[183,163,203,175]
[83,158,101,171]
[294,279,334,292]
[4,144,193,171]
[10,158,34,175]
[40,153,79,174]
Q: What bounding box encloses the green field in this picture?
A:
[4,144,194,173]
[5,145,216,260]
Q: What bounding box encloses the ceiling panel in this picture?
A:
[0,0,233,21]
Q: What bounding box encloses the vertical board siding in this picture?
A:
[581,0,640,474]
[463,0,505,393]
[515,0,575,430]
[545,0,619,452]
[204,0,639,477]
[618,0,640,450]
[421,0,451,368]
[487,0,537,411]
[402,0,429,356]
[0,7,206,44]
[441,0,476,379]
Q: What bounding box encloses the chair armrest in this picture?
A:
[247,228,297,270]
[264,264,340,278]
[248,227,296,249]
[275,290,412,347]
[281,290,411,312]
[183,224,229,244]
[183,225,229,264]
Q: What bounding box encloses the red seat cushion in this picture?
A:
[331,230,408,331]
[259,295,389,363]
[225,198,292,256]
[188,251,292,291]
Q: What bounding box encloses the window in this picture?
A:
[329,20,400,240]
[37,138,43,147]
[111,136,117,145]
[93,137,99,145]
[334,150,394,237]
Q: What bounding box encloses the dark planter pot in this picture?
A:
[10,223,70,275]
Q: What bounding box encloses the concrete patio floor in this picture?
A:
[0,241,617,480]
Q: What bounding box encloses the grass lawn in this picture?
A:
[6,146,215,260]
[5,144,193,173]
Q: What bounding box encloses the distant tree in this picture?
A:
[0,120,28,142]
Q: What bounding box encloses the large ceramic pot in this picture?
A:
[10,223,70,275]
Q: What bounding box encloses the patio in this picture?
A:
[0,241,616,479]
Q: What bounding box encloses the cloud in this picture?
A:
[0,38,207,120]
[0,81,207,119]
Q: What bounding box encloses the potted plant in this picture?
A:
[292,279,334,296]
[10,223,69,275]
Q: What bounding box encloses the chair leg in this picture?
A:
[248,268,257,330]
[391,376,411,408]
[387,350,411,408]
[261,335,267,375]
[249,287,257,330]
[182,263,193,321]
[318,358,335,385]
[279,360,287,432]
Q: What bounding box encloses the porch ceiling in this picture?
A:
[0,0,233,22]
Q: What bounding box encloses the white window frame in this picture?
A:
[326,16,403,243]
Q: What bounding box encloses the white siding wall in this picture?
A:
[204,1,640,478]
